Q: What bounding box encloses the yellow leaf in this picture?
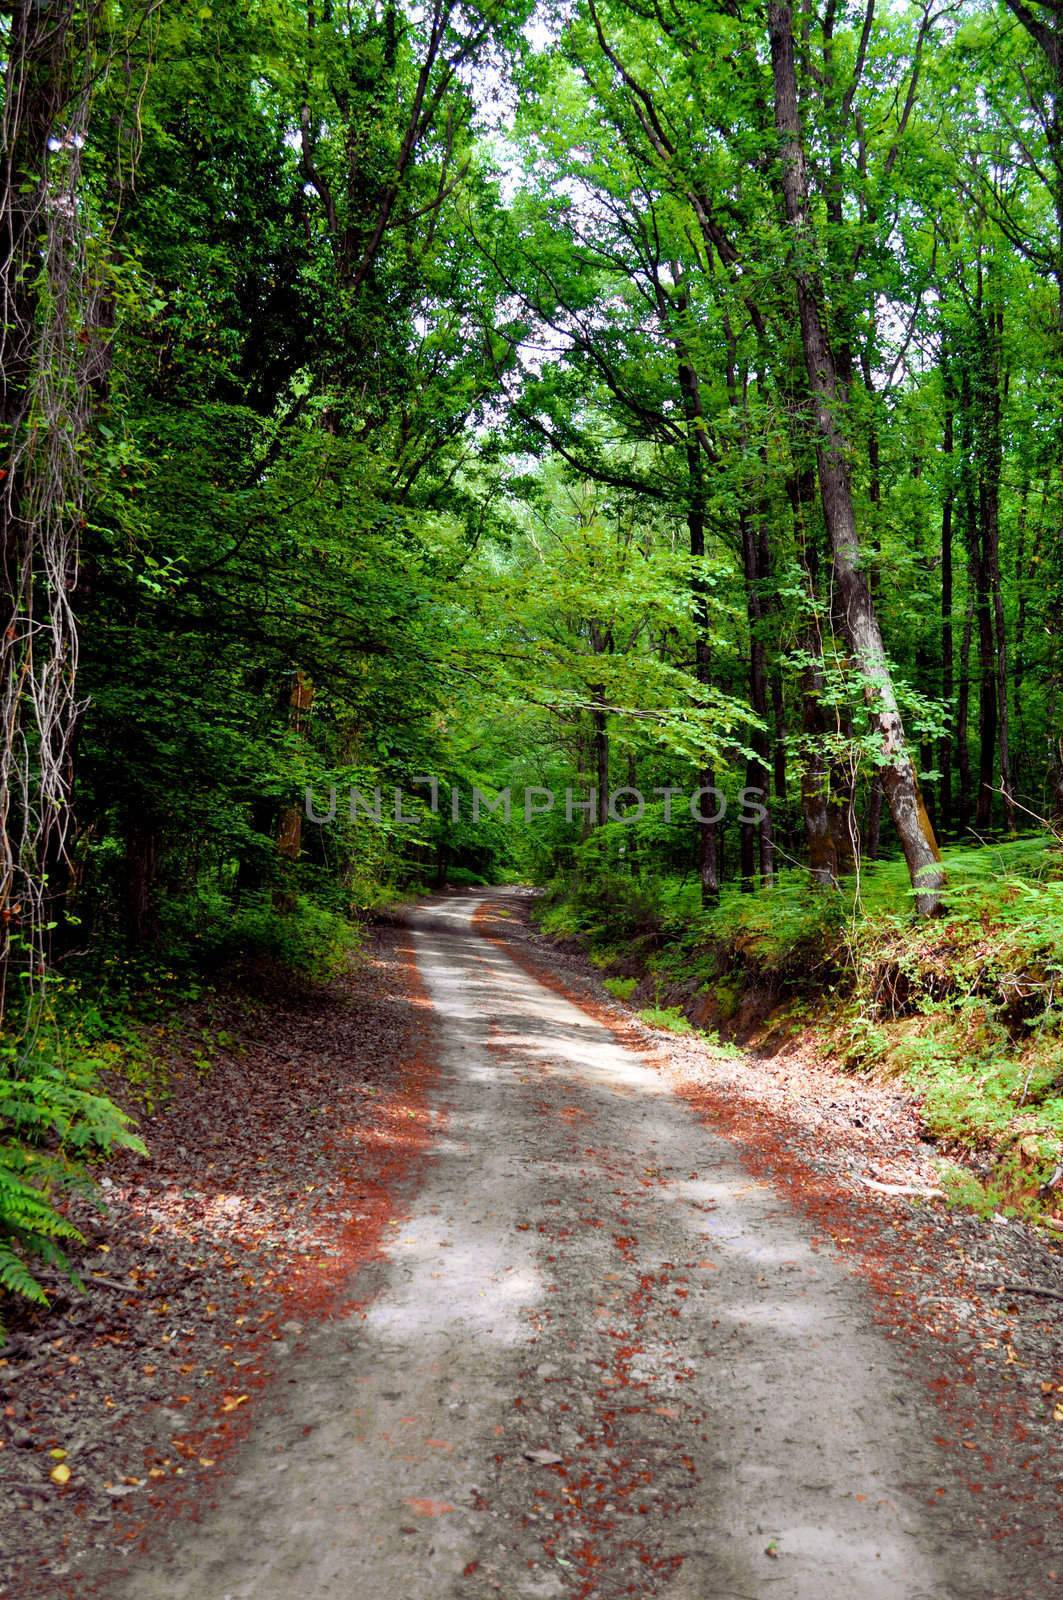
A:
[49,1448,67,1461]
[220,1393,248,1413]
[50,1463,71,1486]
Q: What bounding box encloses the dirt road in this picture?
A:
[110,891,1004,1599]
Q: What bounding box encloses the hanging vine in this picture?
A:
[0,0,151,1031]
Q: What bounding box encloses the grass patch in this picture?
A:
[637,1005,694,1034]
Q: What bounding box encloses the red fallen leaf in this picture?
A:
[404,1498,455,1517]
[463,1561,479,1577]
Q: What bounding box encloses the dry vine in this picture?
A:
[0,0,153,1033]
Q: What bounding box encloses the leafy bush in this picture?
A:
[192,893,361,982]
[539,870,664,948]
[604,976,637,1001]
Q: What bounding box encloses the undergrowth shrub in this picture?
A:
[194,892,361,981]
[539,871,665,947]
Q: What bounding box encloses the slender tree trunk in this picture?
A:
[1012,478,1033,793]
[675,338,719,903]
[592,702,609,829]
[275,670,315,907]
[975,541,997,832]
[800,643,840,887]
[626,750,640,877]
[588,619,611,829]
[124,815,159,948]
[789,460,839,885]
[957,592,975,830]
[739,509,774,888]
[768,0,944,913]
[940,356,955,836]
[865,775,883,861]
[979,303,1015,830]
[771,668,788,835]
[790,472,840,887]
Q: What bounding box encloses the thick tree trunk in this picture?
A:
[768,0,944,913]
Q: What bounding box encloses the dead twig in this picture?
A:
[856,1175,945,1199]
[978,1281,1063,1304]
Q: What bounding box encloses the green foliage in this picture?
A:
[0,1032,146,1333]
[197,895,362,983]
[539,870,665,948]
[603,975,637,1001]
[637,1005,693,1034]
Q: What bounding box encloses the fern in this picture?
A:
[0,1038,147,1337]
[0,1242,50,1305]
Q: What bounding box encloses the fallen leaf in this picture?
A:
[50,1463,71,1486]
[523,1448,564,1466]
[404,1498,455,1516]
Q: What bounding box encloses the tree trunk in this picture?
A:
[978,302,1015,831]
[800,648,840,887]
[865,774,883,862]
[957,592,975,830]
[739,509,774,889]
[768,0,944,914]
[940,355,955,836]
[675,337,719,903]
[124,815,159,948]
[275,670,315,909]
[592,700,609,829]
[771,668,788,825]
